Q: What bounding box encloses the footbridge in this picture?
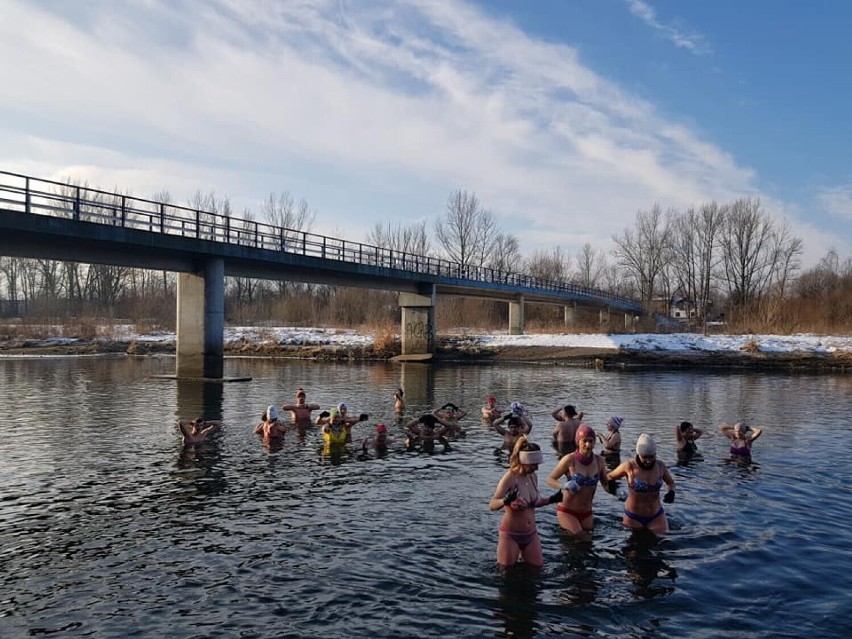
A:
[0,171,644,377]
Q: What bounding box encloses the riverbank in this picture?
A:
[2,331,851,372]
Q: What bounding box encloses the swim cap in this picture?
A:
[338,403,347,411]
[519,450,544,465]
[375,424,387,433]
[608,416,624,430]
[636,433,657,457]
[575,423,595,444]
[510,401,522,413]
[487,395,496,404]
[329,407,340,420]
[267,405,279,421]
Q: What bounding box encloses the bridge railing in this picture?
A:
[0,170,641,309]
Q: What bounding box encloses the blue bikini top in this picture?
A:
[570,473,599,487]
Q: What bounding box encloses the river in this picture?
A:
[1,355,851,638]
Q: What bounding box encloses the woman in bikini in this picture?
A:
[546,424,608,536]
[607,433,676,535]
[488,436,562,568]
[719,422,762,460]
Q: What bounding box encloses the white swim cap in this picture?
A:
[267,405,278,420]
[636,433,657,457]
[518,450,543,465]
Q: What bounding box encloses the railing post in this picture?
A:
[322,236,326,259]
[74,185,81,221]
[25,177,30,214]
[160,203,165,233]
[121,195,126,227]
[196,209,201,239]
[225,215,230,244]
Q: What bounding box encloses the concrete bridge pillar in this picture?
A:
[176,257,224,378]
[564,302,577,327]
[509,296,524,335]
[399,289,436,357]
[599,306,610,328]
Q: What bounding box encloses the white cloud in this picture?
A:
[0,0,787,262]
[819,186,852,221]
[625,0,710,55]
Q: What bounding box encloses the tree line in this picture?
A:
[1,180,850,334]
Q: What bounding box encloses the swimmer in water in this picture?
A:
[719,422,762,460]
[491,402,533,435]
[253,405,288,440]
[393,388,405,414]
[281,388,321,428]
[492,414,527,451]
[606,434,676,534]
[405,414,453,453]
[598,416,623,456]
[482,395,500,422]
[488,436,562,568]
[546,424,608,536]
[177,417,222,444]
[362,423,394,456]
[432,403,468,437]
[675,421,703,458]
[552,404,584,457]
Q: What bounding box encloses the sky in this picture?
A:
[1,0,851,269]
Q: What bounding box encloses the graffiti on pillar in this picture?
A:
[405,320,434,349]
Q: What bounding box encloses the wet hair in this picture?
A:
[564,405,577,417]
[419,414,438,428]
[679,421,693,433]
[507,415,523,429]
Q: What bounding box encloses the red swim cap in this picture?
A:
[575,423,596,444]
[375,424,387,433]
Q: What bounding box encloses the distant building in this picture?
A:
[652,295,710,322]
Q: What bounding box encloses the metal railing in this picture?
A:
[0,170,641,309]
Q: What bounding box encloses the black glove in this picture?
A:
[663,489,675,504]
[547,489,563,504]
[502,487,519,506]
[605,479,618,495]
[319,410,330,419]
[359,413,369,422]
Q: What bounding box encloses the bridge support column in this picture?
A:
[509,296,524,335]
[564,302,577,327]
[399,289,436,357]
[177,258,224,379]
[599,306,610,328]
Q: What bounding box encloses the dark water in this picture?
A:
[2,355,852,638]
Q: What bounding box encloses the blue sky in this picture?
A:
[1,0,850,268]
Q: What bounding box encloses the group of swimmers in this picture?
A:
[178,389,764,570]
[483,396,764,568]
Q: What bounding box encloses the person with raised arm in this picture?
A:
[405,414,452,453]
[253,405,288,440]
[281,388,320,428]
[491,401,533,435]
[719,422,763,460]
[432,402,467,437]
[177,416,222,444]
[393,388,405,414]
[482,395,500,422]
[598,416,623,457]
[675,421,703,459]
[551,404,583,457]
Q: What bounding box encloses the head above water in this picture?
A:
[679,421,694,433]
[636,433,657,457]
[564,405,577,417]
[575,423,595,444]
[607,416,624,430]
[267,405,279,421]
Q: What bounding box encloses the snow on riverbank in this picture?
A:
[30,325,850,355]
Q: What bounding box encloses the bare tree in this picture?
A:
[612,204,673,306]
[434,190,499,269]
[366,220,431,256]
[574,243,607,289]
[488,233,521,274]
[525,247,568,283]
[668,202,725,329]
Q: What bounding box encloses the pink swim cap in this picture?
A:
[375,424,387,433]
[575,423,596,444]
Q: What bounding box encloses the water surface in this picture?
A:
[1,356,851,638]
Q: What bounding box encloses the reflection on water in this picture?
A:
[2,356,852,638]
